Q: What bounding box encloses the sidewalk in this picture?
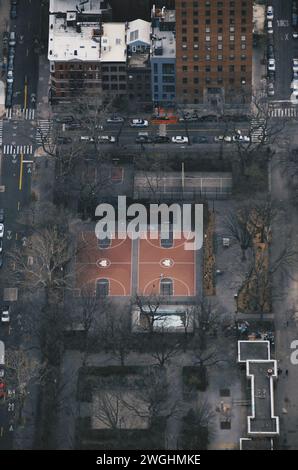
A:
[0,0,10,118]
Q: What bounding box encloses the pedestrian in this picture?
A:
[286,369,289,376]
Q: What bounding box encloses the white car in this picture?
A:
[130,119,149,128]
[293,31,298,39]
[267,82,275,96]
[267,6,274,20]
[98,135,116,143]
[172,136,189,144]
[291,91,298,103]
[268,58,275,71]
[1,307,10,323]
[80,136,94,142]
[267,20,273,34]
[6,70,14,84]
[293,58,298,73]
[214,135,224,142]
[0,224,4,238]
[291,79,298,90]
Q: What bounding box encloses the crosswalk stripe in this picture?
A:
[36,119,53,145]
[3,144,33,155]
[269,106,298,118]
[4,108,36,120]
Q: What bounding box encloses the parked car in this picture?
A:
[1,306,10,323]
[172,136,189,144]
[136,132,152,143]
[130,119,149,128]
[6,70,13,84]
[0,240,3,253]
[267,6,274,20]
[268,58,276,71]
[0,368,4,378]
[267,20,274,34]
[9,32,16,47]
[0,381,6,399]
[80,136,94,142]
[30,93,36,107]
[106,115,124,124]
[0,209,4,223]
[293,58,298,72]
[0,224,4,238]
[223,135,233,143]
[57,136,72,145]
[196,136,208,144]
[214,135,224,142]
[65,122,81,130]
[267,82,275,96]
[267,44,274,59]
[98,135,116,144]
[291,79,298,89]
[5,93,13,108]
[10,2,17,19]
[294,30,298,38]
[54,115,74,124]
[291,90,298,103]
[153,135,170,143]
[200,114,217,122]
[0,256,3,269]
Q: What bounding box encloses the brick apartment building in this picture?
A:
[175,0,253,108]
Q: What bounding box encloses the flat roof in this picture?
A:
[151,28,176,59]
[48,14,126,62]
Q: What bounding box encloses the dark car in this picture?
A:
[57,136,73,145]
[153,135,170,143]
[0,209,4,223]
[197,136,208,144]
[65,122,81,130]
[54,115,74,124]
[0,256,3,269]
[5,93,13,108]
[267,44,274,59]
[10,2,17,19]
[135,136,153,144]
[200,114,218,122]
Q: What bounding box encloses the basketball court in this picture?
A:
[137,231,196,297]
[76,230,197,298]
[76,232,132,296]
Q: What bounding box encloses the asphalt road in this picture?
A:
[271,0,298,101]
[10,0,41,109]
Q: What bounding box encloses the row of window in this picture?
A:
[182,43,247,50]
[181,1,248,7]
[181,18,248,25]
[180,54,248,61]
[102,84,126,90]
[181,64,247,73]
[181,9,248,17]
[181,26,247,34]
[180,76,248,88]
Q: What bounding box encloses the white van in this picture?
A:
[0,340,4,365]
[9,31,16,47]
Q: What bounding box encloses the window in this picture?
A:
[218,65,223,72]
[241,65,246,72]
[229,65,235,72]
[182,66,188,72]
[241,35,246,41]
[217,54,223,60]
[205,66,211,73]
[182,77,188,84]
[218,35,222,41]
[194,65,199,72]
[205,35,211,41]
[96,279,109,297]
[194,77,199,84]
[160,278,173,296]
[230,35,235,41]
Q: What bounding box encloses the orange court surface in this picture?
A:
[76,230,197,297]
[76,232,132,296]
[138,232,196,297]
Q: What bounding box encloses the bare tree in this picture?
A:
[8,226,74,299]
[225,207,253,261]
[180,402,215,450]
[149,328,181,368]
[5,349,41,425]
[134,295,165,333]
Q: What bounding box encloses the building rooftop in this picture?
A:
[127,19,151,46]
[50,0,110,14]
[151,28,176,59]
[48,13,126,63]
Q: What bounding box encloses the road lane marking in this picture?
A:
[19,153,24,191]
[0,426,3,437]
[17,201,20,211]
